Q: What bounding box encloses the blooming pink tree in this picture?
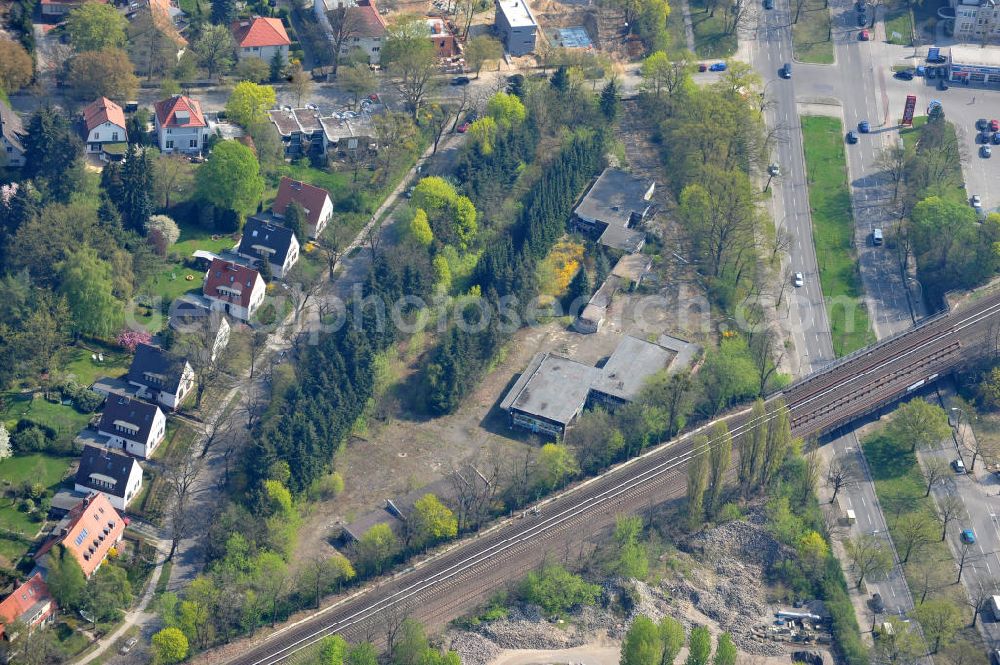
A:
[116,329,152,352]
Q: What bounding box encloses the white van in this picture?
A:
[873,228,883,246]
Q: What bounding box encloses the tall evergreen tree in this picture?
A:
[550,65,569,92]
[686,436,709,532]
[600,79,619,121]
[22,106,84,202]
[211,0,237,25]
[118,145,154,234]
[563,265,591,317]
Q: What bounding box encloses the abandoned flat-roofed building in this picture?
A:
[573,168,655,253]
[501,335,699,436]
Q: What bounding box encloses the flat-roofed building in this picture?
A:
[573,168,654,253]
[495,0,537,56]
[948,45,1000,84]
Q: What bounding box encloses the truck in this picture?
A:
[845,509,857,525]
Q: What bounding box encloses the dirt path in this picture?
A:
[487,643,620,665]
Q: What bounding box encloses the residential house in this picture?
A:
[0,574,56,640]
[495,0,537,56]
[167,302,231,361]
[154,95,209,155]
[232,17,291,65]
[426,17,457,58]
[949,0,1000,41]
[40,0,105,16]
[238,217,300,278]
[268,106,378,157]
[316,0,386,64]
[268,107,326,157]
[272,176,334,239]
[98,396,166,459]
[82,98,127,161]
[126,343,195,411]
[74,445,143,512]
[0,100,26,168]
[203,258,267,322]
[35,494,125,579]
[572,168,654,254]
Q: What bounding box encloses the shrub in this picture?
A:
[12,427,49,453]
[519,563,600,615]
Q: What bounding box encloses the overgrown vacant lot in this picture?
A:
[800,116,874,356]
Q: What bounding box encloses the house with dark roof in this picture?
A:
[82,98,127,161]
[316,0,386,63]
[40,0,106,16]
[154,95,209,155]
[74,445,143,511]
[126,343,195,411]
[272,176,333,239]
[238,217,300,278]
[0,100,26,168]
[35,494,125,579]
[0,574,55,641]
[573,168,654,254]
[203,258,267,322]
[97,396,166,459]
[232,17,291,65]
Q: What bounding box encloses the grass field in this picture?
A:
[884,5,914,45]
[665,2,690,56]
[863,431,983,648]
[792,0,834,64]
[800,116,875,356]
[0,454,73,561]
[900,117,967,205]
[62,342,131,387]
[688,0,737,58]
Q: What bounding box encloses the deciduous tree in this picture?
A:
[621,615,663,665]
[381,15,439,117]
[685,626,712,665]
[196,140,264,218]
[194,24,236,79]
[152,627,189,664]
[845,534,892,589]
[57,247,123,338]
[68,48,139,101]
[0,38,33,93]
[464,35,502,78]
[226,81,277,128]
[886,399,952,453]
[912,599,962,653]
[66,3,128,52]
[706,421,732,516]
[658,616,685,665]
[326,6,366,77]
[356,523,398,575]
[712,634,736,665]
[534,442,579,492]
[410,493,458,548]
[686,436,709,530]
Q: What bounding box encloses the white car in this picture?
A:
[793,272,804,287]
[972,195,983,209]
[768,163,781,176]
[953,459,966,473]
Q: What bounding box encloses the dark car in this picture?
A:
[894,70,914,80]
[698,62,708,72]
[780,63,792,78]
[992,133,1000,145]
[451,76,471,86]
[977,118,990,131]
[871,593,885,613]
[858,120,871,133]
[855,0,865,10]
[764,0,774,8]
[980,131,992,144]
[857,12,867,26]
[938,79,949,90]
[846,130,859,144]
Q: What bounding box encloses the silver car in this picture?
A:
[793,272,804,287]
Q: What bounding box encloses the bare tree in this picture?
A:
[876,145,907,202]
[894,513,935,563]
[286,264,325,324]
[199,409,236,459]
[936,494,964,541]
[365,218,383,262]
[845,534,893,589]
[248,330,269,382]
[958,541,975,583]
[382,600,411,654]
[424,103,454,155]
[449,453,504,531]
[163,453,203,560]
[826,459,852,504]
[921,458,949,497]
[912,558,946,604]
[325,6,366,77]
[964,582,997,627]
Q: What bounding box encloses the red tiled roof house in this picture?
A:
[35,493,126,579]
[82,98,127,159]
[0,574,56,641]
[203,258,267,322]
[232,17,291,65]
[272,176,333,239]
[316,0,386,64]
[154,95,209,155]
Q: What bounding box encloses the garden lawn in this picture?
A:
[901,118,967,205]
[688,0,737,58]
[792,0,834,64]
[800,116,875,356]
[1,393,92,447]
[62,342,131,387]
[0,454,73,558]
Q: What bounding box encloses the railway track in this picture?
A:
[205,287,1000,665]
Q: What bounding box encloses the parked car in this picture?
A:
[977,118,990,131]
[915,65,926,76]
[857,13,866,26]
[457,122,470,133]
[927,47,947,63]
[793,272,804,287]
[871,593,885,613]
[698,62,708,72]
[709,62,728,71]
[983,145,993,158]
[992,133,1000,145]
[846,130,859,144]
[121,638,138,654]
[451,76,471,86]
[980,131,992,144]
[961,529,977,545]
[953,458,967,473]
[859,29,871,40]
[991,119,999,132]
[764,0,774,8]
[894,70,914,80]
[972,194,983,209]
[938,79,949,90]
[858,120,871,133]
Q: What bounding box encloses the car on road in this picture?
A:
[857,13,866,26]
[915,65,926,76]
[973,195,983,209]
[780,63,792,78]
[768,163,781,176]
[953,458,967,473]
[709,62,727,71]
[992,119,999,132]
[698,63,708,72]
[846,130,859,144]
[977,118,990,131]
[872,228,883,245]
[121,637,138,654]
[764,0,774,8]
[871,593,885,613]
[457,122,470,133]
[793,272,804,287]
[961,529,977,544]
[859,29,871,40]
[858,120,871,133]
[894,70,914,80]
[451,76,471,86]
[982,145,993,158]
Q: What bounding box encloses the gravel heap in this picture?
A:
[446,631,502,665]
[478,606,587,650]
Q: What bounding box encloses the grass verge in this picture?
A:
[792,0,834,64]
[800,116,875,356]
[688,0,737,58]
[884,5,914,45]
[665,2,690,56]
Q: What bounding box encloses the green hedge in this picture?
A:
[822,557,869,665]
